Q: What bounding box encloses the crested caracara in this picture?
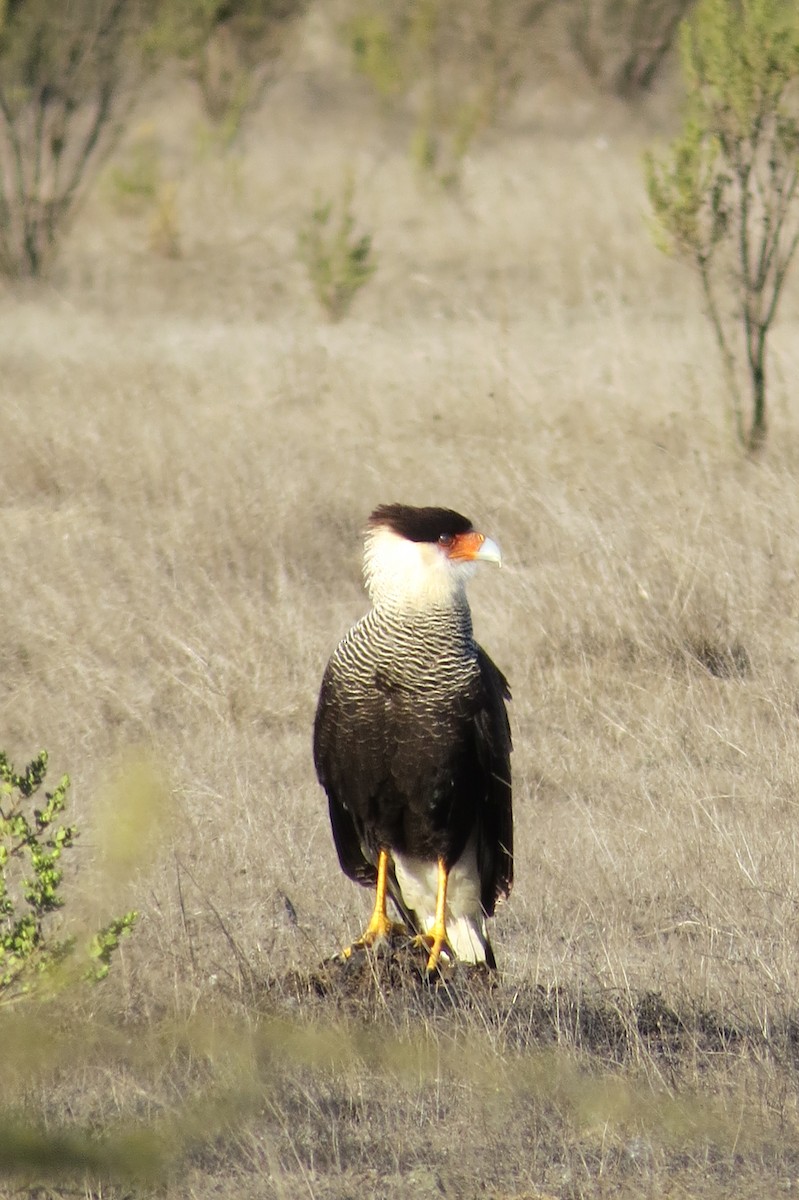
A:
[313,503,513,971]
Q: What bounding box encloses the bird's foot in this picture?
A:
[413,928,454,973]
[341,915,407,959]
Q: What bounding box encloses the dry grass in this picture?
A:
[4,6,799,1198]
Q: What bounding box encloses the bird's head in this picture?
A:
[363,503,502,610]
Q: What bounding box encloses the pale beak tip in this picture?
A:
[476,535,502,566]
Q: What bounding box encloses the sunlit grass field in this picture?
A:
[4,9,799,1198]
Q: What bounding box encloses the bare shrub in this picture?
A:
[0,0,153,278]
[570,0,695,96]
[152,0,310,144]
[347,0,554,186]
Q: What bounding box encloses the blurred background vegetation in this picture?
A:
[0,0,693,275]
[3,0,798,444]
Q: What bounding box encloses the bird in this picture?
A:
[313,503,513,972]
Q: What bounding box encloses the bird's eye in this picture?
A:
[438,533,454,547]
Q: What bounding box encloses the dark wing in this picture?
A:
[313,664,421,931]
[313,660,377,887]
[473,645,513,916]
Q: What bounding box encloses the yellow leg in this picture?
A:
[342,849,406,957]
[414,858,452,972]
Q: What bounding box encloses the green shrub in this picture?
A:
[0,750,137,1004]
[106,127,164,213]
[106,128,183,257]
[298,176,377,321]
[646,0,799,452]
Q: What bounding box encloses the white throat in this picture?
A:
[363,527,476,611]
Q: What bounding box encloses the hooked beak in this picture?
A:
[448,531,502,566]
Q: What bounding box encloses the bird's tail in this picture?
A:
[446,913,496,968]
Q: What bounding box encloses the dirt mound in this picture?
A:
[255,938,756,1067]
[265,934,498,1026]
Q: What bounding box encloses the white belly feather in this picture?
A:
[393,836,490,964]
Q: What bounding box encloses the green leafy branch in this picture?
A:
[0,750,137,1004]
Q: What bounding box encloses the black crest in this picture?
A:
[367,504,473,544]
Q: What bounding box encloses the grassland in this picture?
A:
[4,8,799,1198]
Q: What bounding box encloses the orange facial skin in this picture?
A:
[447,531,501,564]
